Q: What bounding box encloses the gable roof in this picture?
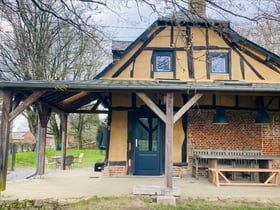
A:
[95,12,280,79]
[112,40,132,61]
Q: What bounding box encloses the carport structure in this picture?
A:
[1,79,280,193]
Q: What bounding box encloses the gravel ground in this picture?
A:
[7,168,54,181]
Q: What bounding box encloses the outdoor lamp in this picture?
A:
[212,109,229,124]
[255,110,271,124]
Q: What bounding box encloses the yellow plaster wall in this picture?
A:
[238,96,256,108]
[176,51,188,79]
[191,27,206,46]
[198,94,212,105]
[153,72,174,79]
[216,95,235,106]
[112,92,131,106]
[208,29,228,47]
[173,94,185,162]
[108,111,127,161]
[193,50,207,80]
[196,94,262,108]
[242,53,280,82]
[173,120,184,162]
[133,51,152,79]
[148,28,171,48]
[117,63,134,79]
[231,51,243,80]
[102,24,279,84]
[173,27,186,47]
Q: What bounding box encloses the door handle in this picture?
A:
[135,139,138,147]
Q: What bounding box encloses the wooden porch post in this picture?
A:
[38,125,47,176]
[37,102,51,176]
[0,90,12,191]
[137,92,203,193]
[165,92,174,191]
[60,113,68,170]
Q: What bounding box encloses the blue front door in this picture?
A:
[133,116,163,175]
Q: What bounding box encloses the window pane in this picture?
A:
[208,53,229,74]
[156,55,171,71]
[211,57,226,73]
[137,118,158,152]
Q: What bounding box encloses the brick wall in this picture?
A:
[173,164,188,177]
[102,166,127,176]
[188,110,280,171]
[262,113,280,156]
[103,110,280,177]
[188,110,262,151]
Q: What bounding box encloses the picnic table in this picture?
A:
[208,168,280,187]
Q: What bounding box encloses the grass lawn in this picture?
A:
[8,149,105,169]
[1,196,279,210]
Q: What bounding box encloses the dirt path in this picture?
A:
[1,167,280,206]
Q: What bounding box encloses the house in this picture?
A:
[11,131,35,143]
[0,0,280,191]
[94,4,280,179]
[10,131,36,152]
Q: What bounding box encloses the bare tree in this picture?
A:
[68,113,100,149]
[133,0,280,54]
[236,19,280,55]
[0,1,106,80]
[133,0,280,23]
[0,0,107,148]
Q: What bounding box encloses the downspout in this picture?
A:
[103,93,112,165]
[26,111,40,179]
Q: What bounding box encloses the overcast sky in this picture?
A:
[92,2,159,42]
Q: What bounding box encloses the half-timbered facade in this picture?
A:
[94,12,280,178]
[0,6,280,192]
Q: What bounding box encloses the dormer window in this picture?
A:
[208,52,229,74]
[153,51,174,72]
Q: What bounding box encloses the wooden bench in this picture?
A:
[208,168,280,187]
[192,149,263,179]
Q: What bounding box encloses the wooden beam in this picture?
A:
[136,93,166,123]
[112,27,166,78]
[9,90,45,122]
[186,25,194,78]
[38,126,47,176]
[61,91,90,105]
[173,93,203,123]
[165,92,174,191]
[60,113,68,170]
[37,102,52,128]
[0,90,12,191]
[37,102,52,176]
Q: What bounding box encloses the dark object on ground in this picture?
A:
[94,162,105,172]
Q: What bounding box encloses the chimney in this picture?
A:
[188,0,206,16]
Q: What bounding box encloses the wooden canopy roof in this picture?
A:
[1,79,280,115]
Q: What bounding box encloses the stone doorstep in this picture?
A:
[157,195,177,205]
[133,185,181,196]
